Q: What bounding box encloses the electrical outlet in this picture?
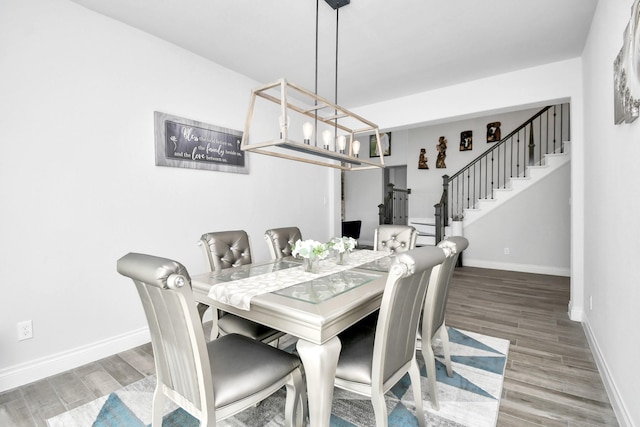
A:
[17,320,33,341]
[504,247,510,255]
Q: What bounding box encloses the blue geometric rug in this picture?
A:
[47,328,508,427]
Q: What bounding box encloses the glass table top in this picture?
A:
[273,270,382,304]
[355,255,396,273]
[207,259,301,282]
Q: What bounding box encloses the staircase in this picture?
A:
[462,142,570,225]
[412,103,571,245]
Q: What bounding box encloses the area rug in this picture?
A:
[47,328,508,427]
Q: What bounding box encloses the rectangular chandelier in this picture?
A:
[241,78,385,171]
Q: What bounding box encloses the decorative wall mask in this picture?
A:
[614,0,640,124]
[418,148,429,169]
[486,122,501,142]
[436,136,447,168]
[460,130,472,151]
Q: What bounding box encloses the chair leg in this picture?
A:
[439,324,453,377]
[371,388,388,427]
[409,358,426,427]
[151,386,165,427]
[424,342,440,411]
[284,368,306,427]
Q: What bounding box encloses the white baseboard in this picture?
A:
[582,317,634,427]
[462,258,570,277]
[0,327,151,393]
[567,300,584,322]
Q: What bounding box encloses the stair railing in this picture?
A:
[435,103,570,242]
[378,183,411,225]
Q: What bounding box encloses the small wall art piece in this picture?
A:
[613,0,640,124]
[460,130,472,151]
[154,111,248,174]
[436,136,447,168]
[418,148,429,169]
[486,122,501,142]
[370,132,391,157]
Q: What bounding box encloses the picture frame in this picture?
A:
[154,111,249,174]
[369,132,391,157]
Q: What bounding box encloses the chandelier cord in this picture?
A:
[333,7,340,141]
[314,0,319,146]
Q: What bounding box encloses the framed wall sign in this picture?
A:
[154,111,248,174]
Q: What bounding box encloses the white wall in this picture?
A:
[406,107,543,218]
[343,129,409,246]
[0,0,336,391]
[581,0,640,425]
[353,57,585,323]
[464,163,571,276]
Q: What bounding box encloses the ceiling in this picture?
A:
[70,0,598,108]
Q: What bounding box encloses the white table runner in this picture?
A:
[207,250,390,310]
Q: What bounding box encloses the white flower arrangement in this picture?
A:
[291,239,329,260]
[327,236,357,254]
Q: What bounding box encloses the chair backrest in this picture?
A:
[264,227,302,259]
[373,224,418,253]
[422,236,469,338]
[117,253,213,415]
[372,246,445,386]
[199,230,252,272]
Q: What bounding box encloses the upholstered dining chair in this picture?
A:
[116,252,305,427]
[373,224,418,254]
[416,236,469,410]
[264,227,302,260]
[333,246,446,427]
[198,230,285,344]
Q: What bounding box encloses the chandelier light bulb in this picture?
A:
[337,135,347,153]
[303,122,314,144]
[352,139,361,157]
[322,130,332,149]
[279,115,289,139]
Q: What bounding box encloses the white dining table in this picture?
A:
[190,251,393,427]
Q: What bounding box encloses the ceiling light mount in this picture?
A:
[324,0,350,10]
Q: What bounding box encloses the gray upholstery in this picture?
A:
[200,230,252,271]
[373,225,418,253]
[198,230,284,344]
[264,227,303,260]
[117,252,304,426]
[334,246,446,427]
[417,236,469,411]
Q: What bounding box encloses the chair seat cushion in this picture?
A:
[208,334,301,408]
[217,313,283,342]
[336,326,375,385]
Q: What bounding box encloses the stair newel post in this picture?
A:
[442,174,449,226]
[434,202,443,244]
[528,122,535,166]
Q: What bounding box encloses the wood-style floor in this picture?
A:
[0,267,618,426]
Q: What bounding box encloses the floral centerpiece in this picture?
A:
[327,236,357,265]
[291,239,328,273]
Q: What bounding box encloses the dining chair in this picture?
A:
[117,252,305,427]
[334,246,446,427]
[264,227,302,260]
[198,230,285,344]
[373,224,418,254]
[416,236,469,410]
